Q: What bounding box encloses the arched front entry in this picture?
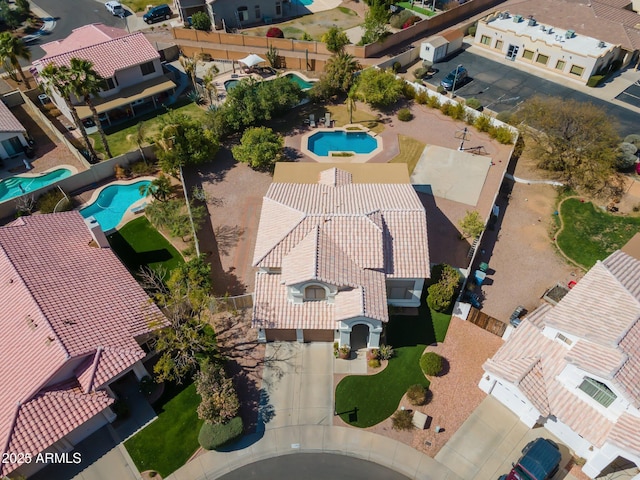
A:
[350,324,370,351]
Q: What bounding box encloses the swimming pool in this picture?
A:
[224,79,240,91]
[0,168,72,203]
[285,73,315,90]
[80,180,151,232]
[307,131,378,156]
[292,0,314,5]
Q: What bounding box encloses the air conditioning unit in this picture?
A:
[598,40,606,48]
[540,25,546,32]
[565,29,575,39]
[528,17,537,26]
[498,12,505,19]
[513,14,523,23]
[547,27,553,34]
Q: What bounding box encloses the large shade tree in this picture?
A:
[40,62,98,161]
[69,58,112,158]
[0,32,31,88]
[354,67,404,108]
[232,126,283,171]
[514,96,621,196]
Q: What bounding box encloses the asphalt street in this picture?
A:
[217,453,411,480]
[29,0,125,60]
[426,49,639,137]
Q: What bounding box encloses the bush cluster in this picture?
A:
[37,188,70,214]
[406,384,428,406]
[266,27,284,38]
[391,409,413,430]
[413,67,429,80]
[368,358,381,368]
[198,416,243,450]
[420,352,444,376]
[402,16,421,29]
[389,9,414,29]
[377,344,394,360]
[426,264,461,312]
[465,98,482,111]
[398,108,413,121]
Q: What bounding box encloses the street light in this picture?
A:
[451,64,462,98]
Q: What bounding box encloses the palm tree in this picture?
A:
[69,58,112,158]
[347,86,358,124]
[202,64,219,105]
[140,174,173,201]
[0,32,31,88]
[179,54,199,89]
[325,51,360,95]
[39,63,98,162]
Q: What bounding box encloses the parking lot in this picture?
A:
[616,82,640,109]
[426,49,639,137]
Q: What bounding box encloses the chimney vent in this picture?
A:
[84,216,109,248]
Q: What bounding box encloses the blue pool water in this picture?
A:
[224,79,240,91]
[0,168,72,203]
[307,131,378,156]
[80,180,151,232]
[292,0,314,5]
[285,73,315,90]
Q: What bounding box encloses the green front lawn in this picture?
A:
[390,135,426,175]
[108,217,184,275]
[125,382,203,477]
[334,307,451,428]
[395,2,436,17]
[557,198,640,269]
[91,101,209,157]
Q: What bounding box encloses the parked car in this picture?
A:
[440,65,468,91]
[105,1,125,16]
[501,438,561,480]
[143,4,172,24]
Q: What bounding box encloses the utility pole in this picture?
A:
[451,64,462,98]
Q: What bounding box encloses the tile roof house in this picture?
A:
[479,233,640,479]
[473,0,640,85]
[252,164,430,347]
[0,211,165,477]
[0,100,28,159]
[32,23,175,127]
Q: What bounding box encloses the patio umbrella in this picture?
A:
[239,53,266,68]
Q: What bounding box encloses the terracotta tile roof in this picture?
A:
[0,101,25,133]
[519,360,550,416]
[37,27,159,79]
[2,381,113,475]
[608,413,640,453]
[501,0,640,50]
[76,347,146,393]
[252,167,429,330]
[40,24,130,57]
[565,340,627,379]
[0,212,165,472]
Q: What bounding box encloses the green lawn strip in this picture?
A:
[326,104,385,133]
[335,308,452,428]
[557,198,640,268]
[390,135,426,175]
[124,383,203,477]
[395,2,436,16]
[120,0,152,12]
[108,217,184,274]
[91,101,208,157]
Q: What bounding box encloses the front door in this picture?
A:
[350,324,370,351]
[506,44,519,61]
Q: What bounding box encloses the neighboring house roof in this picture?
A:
[0,211,164,474]
[36,24,159,78]
[484,235,640,456]
[499,0,640,51]
[252,166,430,330]
[0,101,26,133]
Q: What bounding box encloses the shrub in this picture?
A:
[191,11,211,31]
[587,75,604,88]
[468,23,477,36]
[427,282,455,312]
[420,352,444,376]
[474,114,492,132]
[266,27,284,38]
[392,61,402,73]
[366,348,379,360]
[391,409,413,430]
[378,344,394,360]
[37,188,70,214]
[624,134,640,148]
[368,358,381,368]
[436,85,446,94]
[390,9,414,29]
[114,163,128,179]
[426,94,440,109]
[406,384,427,406]
[130,160,156,177]
[333,341,339,358]
[490,125,515,144]
[398,108,413,121]
[301,32,313,41]
[339,345,351,359]
[465,110,477,125]
[402,16,421,29]
[440,102,454,116]
[450,102,466,120]
[187,89,205,105]
[465,98,482,111]
[413,67,428,80]
[198,417,243,450]
[402,82,416,99]
[415,90,428,104]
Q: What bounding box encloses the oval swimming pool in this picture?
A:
[0,168,72,203]
[307,131,378,156]
[224,79,240,91]
[80,180,151,232]
[285,73,315,90]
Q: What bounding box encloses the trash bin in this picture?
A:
[474,270,486,286]
[479,262,489,273]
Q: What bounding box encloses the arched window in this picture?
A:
[305,285,326,301]
[579,377,617,407]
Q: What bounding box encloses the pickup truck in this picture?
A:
[499,438,562,480]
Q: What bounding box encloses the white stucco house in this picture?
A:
[479,233,640,479]
[251,163,430,348]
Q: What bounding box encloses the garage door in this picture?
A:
[492,381,529,417]
[303,329,334,342]
[265,329,297,341]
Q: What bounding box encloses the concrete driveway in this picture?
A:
[435,396,573,480]
[425,46,639,136]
